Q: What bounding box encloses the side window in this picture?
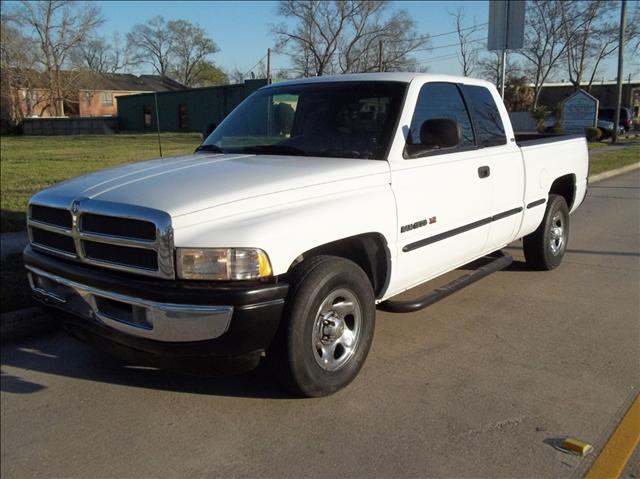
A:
[408,82,475,154]
[461,85,506,147]
[101,91,113,105]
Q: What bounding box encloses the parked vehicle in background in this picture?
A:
[597,119,624,139]
[24,73,589,397]
[599,107,633,132]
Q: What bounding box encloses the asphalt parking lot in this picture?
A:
[2,169,639,478]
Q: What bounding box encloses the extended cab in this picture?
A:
[24,73,589,396]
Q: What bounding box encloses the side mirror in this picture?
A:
[419,118,461,149]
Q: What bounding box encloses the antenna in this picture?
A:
[154,91,163,158]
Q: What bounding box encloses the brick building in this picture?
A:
[1,71,185,130]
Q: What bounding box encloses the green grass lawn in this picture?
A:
[1,133,201,233]
[589,143,640,175]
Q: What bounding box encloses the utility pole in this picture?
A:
[267,48,272,84]
[613,0,627,143]
[378,40,383,72]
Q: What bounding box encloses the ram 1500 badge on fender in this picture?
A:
[24,73,589,397]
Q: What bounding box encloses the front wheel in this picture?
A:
[523,194,570,270]
[269,255,376,397]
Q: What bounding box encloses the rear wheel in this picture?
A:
[269,255,376,397]
[523,194,570,270]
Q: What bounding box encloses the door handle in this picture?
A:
[478,166,491,178]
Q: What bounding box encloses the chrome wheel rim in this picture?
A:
[549,212,565,255]
[312,288,362,371]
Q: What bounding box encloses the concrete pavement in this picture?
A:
[1,230,28,258]
[1,170,639,478]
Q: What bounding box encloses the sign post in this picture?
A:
[488,1,525,99]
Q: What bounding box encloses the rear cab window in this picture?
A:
[460,85,507,147]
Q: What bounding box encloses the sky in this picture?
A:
[94,0,629,81]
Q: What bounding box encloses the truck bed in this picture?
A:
[515,132,585,147]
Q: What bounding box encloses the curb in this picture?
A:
[589,162,640,183]
[0,306,57,342]
[2,163,638,343]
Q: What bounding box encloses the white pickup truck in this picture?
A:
[24,73,589,396]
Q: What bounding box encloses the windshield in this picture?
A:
[199,81,407,160]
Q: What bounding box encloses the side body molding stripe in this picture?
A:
[526,198,547,209]
[403,207,524,253]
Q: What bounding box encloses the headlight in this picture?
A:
[176,248,272,280]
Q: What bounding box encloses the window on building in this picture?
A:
[460,85,506,147]
[143,105,152,127]
[407,82,475,156]
[178,104,188,129]
[101,91,113,105]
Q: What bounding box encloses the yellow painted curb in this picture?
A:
[585,393,640,479]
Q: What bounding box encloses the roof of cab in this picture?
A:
[264,72,495,89]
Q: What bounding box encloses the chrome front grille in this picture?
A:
[27,199,174,279]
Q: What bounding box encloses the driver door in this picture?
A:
[388,81,493,291]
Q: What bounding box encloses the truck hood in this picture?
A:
[32,152,390,219]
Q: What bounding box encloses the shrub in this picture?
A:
[532,106,549,132]
[585,127,602,142]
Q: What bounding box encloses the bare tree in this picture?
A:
[273,1,346,76]
[519,0,572,108]
[336,3,428,73]
[449,7,480,77]
[558,0,638,91]
[478,51,519,87]
[168,20,219,86]
[272,1,429,77]
[76,32,131,74]
[0,15,42,123]
[227,67,246,84]
[126,16,174,76]
[126,16,220,85]
[6,0,103,116]
[584,2,638,87]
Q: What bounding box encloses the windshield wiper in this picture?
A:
[310,148,373,159]
[195,144,225,153]
[239,144,308,156]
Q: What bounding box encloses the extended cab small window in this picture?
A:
[461,85,506,147]
[406,82,475,158]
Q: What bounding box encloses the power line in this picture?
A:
[414,37,486,53]
[243,53,269,78]
[430,22,488,39]
[385,22,488,44]
[414,48,485,65]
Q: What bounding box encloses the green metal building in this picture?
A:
[116,79,267,133]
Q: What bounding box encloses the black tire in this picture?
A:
[523,194,570,270]
[268,255,376,397]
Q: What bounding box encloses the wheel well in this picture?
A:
[287,233,391,299]
[549,174,576,209]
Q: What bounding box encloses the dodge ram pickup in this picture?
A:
[24,73,589,396]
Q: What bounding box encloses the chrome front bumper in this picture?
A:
[26,266,233,342]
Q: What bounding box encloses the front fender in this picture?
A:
[172,184,398,276]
